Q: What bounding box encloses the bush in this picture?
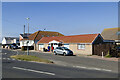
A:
[21,46,34,51]
[21,46,27,51]
[105,51,112,58]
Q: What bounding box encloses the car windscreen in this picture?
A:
[62,47,69,50]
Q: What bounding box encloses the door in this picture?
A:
[39,44,44,50]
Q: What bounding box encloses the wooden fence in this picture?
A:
[93,43,115,56]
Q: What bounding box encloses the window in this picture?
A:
[63,44,69,49]
[78,44,85,49]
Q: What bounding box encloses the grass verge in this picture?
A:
[10,55,54,64]
[105,53,112,58]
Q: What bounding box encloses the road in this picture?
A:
[1,49,119,78]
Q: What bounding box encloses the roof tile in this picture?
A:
[37,34,99,44]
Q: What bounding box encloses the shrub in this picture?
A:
[105,51,112,58]
[21,46,27,51]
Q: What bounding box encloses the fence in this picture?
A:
[93,43,115,56]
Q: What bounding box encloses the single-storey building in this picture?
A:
[101,27,120,45]
[37,34,104,55]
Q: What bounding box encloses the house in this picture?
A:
[2,37,19,48]
[19,33,32,47]
[2,37,19,45]
[37,34,104,55]
[19,33,31,41]
[101,27,120,45]
[20,30,64,50]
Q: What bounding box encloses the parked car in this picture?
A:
[54,47,73,56]
[10,44,18,49]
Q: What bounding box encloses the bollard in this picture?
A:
[102,52,104,58]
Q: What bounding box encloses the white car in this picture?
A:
[54,47,73,56]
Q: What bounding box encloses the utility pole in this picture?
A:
[26,17,30,55]
[24,25,25,34]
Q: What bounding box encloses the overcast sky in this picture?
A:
[2,2,118,39]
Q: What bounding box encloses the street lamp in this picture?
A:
[26,17,30,55]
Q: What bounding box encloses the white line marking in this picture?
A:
[12,59,15,60]
[73,66,112,72]
[5,53,7,55]
[87,67,101,71]
[101,69,112,72]
[7,58,10,60]
[13,67,55,75]
[3,58,6,59]
[73,66,87,69]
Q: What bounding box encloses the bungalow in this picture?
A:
[101,27,120,45]
[37,34,103,55]
[20,30,64,50]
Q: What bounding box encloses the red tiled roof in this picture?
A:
[37,34,99,44]
[23,31,64,41]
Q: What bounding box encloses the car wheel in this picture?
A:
[54,51,57,55]
[63,52,66,56]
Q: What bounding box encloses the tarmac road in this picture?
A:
[1,49,119,78]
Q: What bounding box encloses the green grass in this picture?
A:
[105,53,112,58]
[87,54,92,56]
[10,55,54,63]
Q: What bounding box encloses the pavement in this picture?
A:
[1,49,118,78]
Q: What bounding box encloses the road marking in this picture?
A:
[73,66,87,69]
[7,58,10,60]
[3,58,6,59]
[73,66,112,72]
[5,53,7,55]
[87,67,101,71]
[12,59,15,60]
[101,69,112,72]
[13,67,55,76]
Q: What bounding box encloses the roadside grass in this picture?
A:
[87,54,92,56]
[105,53,112,58]
[10,55,54,64]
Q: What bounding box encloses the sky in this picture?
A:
[2,2,118,39]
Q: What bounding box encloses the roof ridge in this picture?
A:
[91,34,100,43]
[104,27,119,30]
[33,31,40,40]
[40,33,99,38]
